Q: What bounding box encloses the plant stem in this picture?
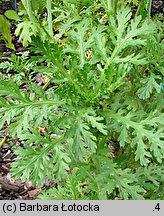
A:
[147,0,152,22]
[42,79,51,91]
[46,0,53,38]
[21,0,34,23]
[113,0,118,15]
[0,136,7,148]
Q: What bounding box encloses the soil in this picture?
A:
[0,0,163,200]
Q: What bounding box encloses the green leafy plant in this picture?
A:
[0,0,163,200]
[15,0,53,46]
[0,14,14,49]
[0,51,36,85]
[0,7,19,49]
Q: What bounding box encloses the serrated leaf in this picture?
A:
[64,20,94,67]
[138,77,161,99]
[11,137,70,185]
[103,109,164,166]
[90,25,107,64]
[15,20,38,47]
[118,124,129,147]
[0,80,65,134]
[84,109,107,135]
[92,155,144,199]
[131,133,151,166]
[71,118,97,161]
[107,7,155,65]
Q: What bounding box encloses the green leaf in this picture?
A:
[90,25,107,64]
[107,7,155,65]
[70,117,97,161]
[39,168,90,200]
[103,109,164,166]
[11,136,70,185]
[131,133,151,166]
[84,109,107,135]
[15,20,38,47]
[118,124,129,147]
[138,77,161,99]
[0,15,15,50]
[4,10,20,21]
[31,0,46,13]
[91,155,145,199]
[0,80,65,136]
[64,20,94,67]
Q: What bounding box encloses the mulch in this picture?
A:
[0,0,163,200]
